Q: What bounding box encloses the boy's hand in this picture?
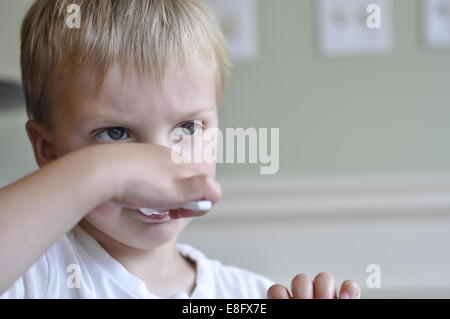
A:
[93,143,221,219]
[267,272,361,299]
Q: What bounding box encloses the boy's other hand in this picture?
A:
[267,272,361,299]
[91,143,221,219]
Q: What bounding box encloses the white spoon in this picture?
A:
[139,200,212,216]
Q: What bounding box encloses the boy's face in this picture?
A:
[38,58,219,249]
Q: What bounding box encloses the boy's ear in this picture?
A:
[25,120,57,168]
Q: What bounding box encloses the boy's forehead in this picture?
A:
[56,60,217,125]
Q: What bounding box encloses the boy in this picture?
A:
[0,0,360,299]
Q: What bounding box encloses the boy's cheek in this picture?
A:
[85,201,120,218]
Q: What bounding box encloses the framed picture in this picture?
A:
[205,0,258,62]
[422,0,450,49]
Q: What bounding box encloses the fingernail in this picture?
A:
[339,292,350,299]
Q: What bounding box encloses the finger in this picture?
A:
[338,280,361,299]
[267,284,291,299]
[179,175,222,205]
[291,274,313,299]
[313,272,336,299]
[169,208,207,219]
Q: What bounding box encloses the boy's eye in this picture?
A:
[172,121,204,139]
[96,127,130,142]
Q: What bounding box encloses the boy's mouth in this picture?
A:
[134,208,171,222]
[137,208,173,221]
[134,200,212,220]
[138,208,170,217]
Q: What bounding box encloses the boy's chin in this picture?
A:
[123,222,186,249]
[80,213,191,251]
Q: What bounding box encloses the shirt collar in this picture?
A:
[71,225,215,298]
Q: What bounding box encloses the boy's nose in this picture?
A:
[141,133,175,150]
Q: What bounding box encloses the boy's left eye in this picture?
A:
[172,121,204,139]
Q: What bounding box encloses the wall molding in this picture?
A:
[185,173,450,297]
[210,173,450,220]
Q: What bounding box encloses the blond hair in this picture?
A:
[21,0,230,126]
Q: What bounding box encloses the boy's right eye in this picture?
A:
[96,127,130,142]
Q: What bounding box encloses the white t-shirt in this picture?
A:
[1,226,275,299]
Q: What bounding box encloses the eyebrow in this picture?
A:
[74,106,215,128]
[176,106,216,122]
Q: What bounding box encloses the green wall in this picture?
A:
[1,0,450,184]
[217,0,450,177]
